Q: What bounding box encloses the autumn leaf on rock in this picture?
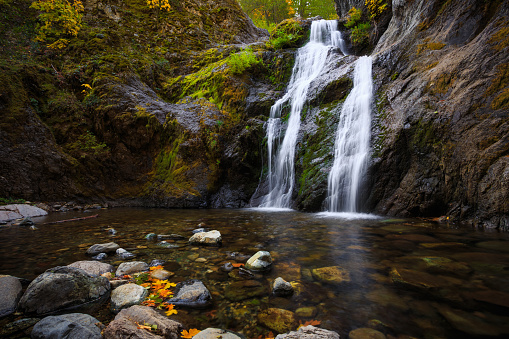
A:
[158,289,172,298]
[142,299,156,307]
[164,303,178,316]
[181,328,200,338]
[135,322,153,331]
[298,319,321,329]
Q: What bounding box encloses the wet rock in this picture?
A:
[86,242,120,255]
[295,307,317,318]
[349,328,386,339]
[67,261,114,276]
[195,258,207,263]
[225,280,268,301]
[192,228,207,233]
[92,253,108,260]
[257,308,297,333]
[158,241,181,249]
[225,252,251,262]
[273,277,294,297]
[0,204,48,222]
[245,251,272,272]
[116,248,136,259]
[189,230,222,246]
[390,267,455,291]
[0,275,22,317]
[31,313,103,339]
[18,266,110,316]
[145,233,157,240]
[116,261,149,277]
[111,283,149,313]
[275,325,340,339]
[0,318,39,338]
[107,228,117,235]
[221,262,234,272]
[150,269,173,280]
[110,279,130,289]
[158,234,186,240]
[166,279,212,308]
[103,305,183,339]
[149,259,166,267]
[19,217,34,226]
[435,304,503,336]
[193,328,245,339]
[311,266,350,284]
[419,257,472,276]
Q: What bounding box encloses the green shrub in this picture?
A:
[351,22,371,46]
[345,7,362,28]
[227,48,262,74]
[267,18,305,50]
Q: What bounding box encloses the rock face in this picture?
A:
[111,283,149,313]
[0,204,48,222]
[275,325,340,339]
[189,230,222,246]
[31,313,103,339]
[17,266,110,316]
[103,305,183,339]
[67,261,114,276]
[0,275,22,317]
[166,279,212,308]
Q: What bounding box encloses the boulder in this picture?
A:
[86,242,119,255]
[67,261,114,276]
[0,275,22,317]
[31,313,103,339]
[272,277,293,297]
[111,283,149,313]
[116,261,149,277]
[311,266,350,284]
[18,266,110,316]
[193,328,245,339]
[189,230,222,246]
[0,204,48,222]
[245,251,272,272]
[275,325,340,339]
[166,279,212,308]
[150,269,173,280]
[349,328,386,339]
[103,305,183,339]
[258,308,297,333]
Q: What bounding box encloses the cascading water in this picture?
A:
[326,56,373,212]
[258,20,347,209]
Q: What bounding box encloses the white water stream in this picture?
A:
[326,56,373,212]
[259,20,347,208]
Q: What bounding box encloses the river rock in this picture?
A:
[86,242,119,255]
[0,204,48,222]
[390,267,453,291]
[257,308,297,333]
[311,266,350,284]
[165,279,212,308]
[111,283,149,313]
[275,325,340,339]
[189,230,222,246]
[349,328,386,339]
[31,313,103,339]
[225,280,268,301]
[145,233,157,240]
[67,261,114,276]
[0,275,22,317]
[115,261,149,277]
[295,307,317,318]
[116,248,136,259]
[92,253,108,260]
[18,266,110,316]
[245,251,272,272]
[149,259,166,267]
[273,277,293,297]
[103,305,183,339]
[193,328,245,339]
[150,269,173,280]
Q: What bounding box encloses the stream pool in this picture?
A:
[1,208,509,338]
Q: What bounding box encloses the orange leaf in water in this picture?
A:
[164,303,178,316]
[298,319,321,329]
[142,300,156,307]
[231,263,244,268]
[205,309,217,318]
[181,328,201,338]
[150,265,164,271]
[151,280,166,290]
[158,289,172,298]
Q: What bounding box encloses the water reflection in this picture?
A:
[1,208,509,338]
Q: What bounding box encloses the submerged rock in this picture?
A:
[245,251,272,272]
[86,242,120,255]
[0,275,23,317]
[225,280,268,301]
[311,266,350,284]
[31,313,103,339]
[111,283,148,313]
[165,279,212,308]
[67,260,114,276]
[189,230,222,246]
[103,305,183,339]
[116,248,136,259]
[348,328,386,339]
[257,308,297,333]
[275,325,340,339]
[272,277,294,297]
[18,266,110,316]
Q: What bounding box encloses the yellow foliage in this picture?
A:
[181,329,201,338]
[147,0,171,11]
[365,0,388,21]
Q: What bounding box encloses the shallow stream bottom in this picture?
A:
[1,208,509,338]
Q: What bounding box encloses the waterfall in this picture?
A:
[326,56,373,212]
[258,20,347,209]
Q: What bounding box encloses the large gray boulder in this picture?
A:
[0,275,23,317]
[275,325,340,339]
[166,279,212,308]
[0,204,47,222]
[31,313,103,339]
[18,266,110,316]
[103,305,183,339]
[111,283,148,313]
[67,261,114,276]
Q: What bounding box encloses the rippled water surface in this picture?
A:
[1,208,509,338]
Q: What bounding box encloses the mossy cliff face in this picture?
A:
[0,0,270,206]
[366,0,509,228]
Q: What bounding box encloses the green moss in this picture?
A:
[485,63,508,97]
[64,130,109,158]
[410,119,438,152]
[427,72,455,95]
[267,18,307,50]
[417,40,446,54]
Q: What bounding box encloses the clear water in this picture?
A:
[259,20,347,208]
[327,56,373,212]
[1,208,509,338]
